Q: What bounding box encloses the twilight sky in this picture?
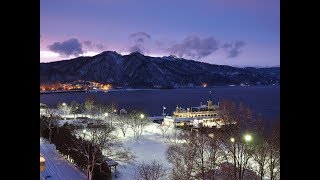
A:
[40,0,279,67]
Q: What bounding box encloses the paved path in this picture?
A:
[40,139,86,180]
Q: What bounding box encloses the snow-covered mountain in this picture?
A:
[40,51,280,88]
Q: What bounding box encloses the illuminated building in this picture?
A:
[163,98,226,128]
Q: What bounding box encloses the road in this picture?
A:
[40,139,86,180]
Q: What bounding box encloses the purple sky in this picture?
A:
[40,0,279,67]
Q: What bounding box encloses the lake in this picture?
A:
[40,86,280,122]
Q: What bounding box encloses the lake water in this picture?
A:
[40,86,280,122]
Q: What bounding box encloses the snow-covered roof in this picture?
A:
[192,105,208,109]
[40,103,47,108]
[174,117,194,121]
[193,115,221,120]
[192,105,219,110]
[105,157,118,166]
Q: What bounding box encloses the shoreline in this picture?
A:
[40,84,280,94]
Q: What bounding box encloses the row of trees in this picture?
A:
[40,115,135,180]
[113,111,151,139]
[40,109,60,143]
[54,97,152,140]
[54,97,119,119]
[166,100,280,180]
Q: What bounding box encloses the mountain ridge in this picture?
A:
[40,51,280,88]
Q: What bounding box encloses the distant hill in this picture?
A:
[40,51,280,88]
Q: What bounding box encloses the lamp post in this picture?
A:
[230,137,235,143]
[82,129,87,139]
[244,134,252,142]
[140,113,145,119]
[230,137,236,179]
[104,112,110,126]
[62,103,67,120]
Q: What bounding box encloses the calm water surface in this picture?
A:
[40,86,280,123]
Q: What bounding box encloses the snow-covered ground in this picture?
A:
[112,123,178,180]
[53,118,177,179]
[40,138,86,180]
[43,115,274,179]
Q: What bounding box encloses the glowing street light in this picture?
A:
[244,134,252,142]
[140,114,145,119]
[230,137,235,143]
[62,103,66,106]
[82,129,87,134]
[104,112,109,117]
[113,109,117,113]
[40,155,46,172]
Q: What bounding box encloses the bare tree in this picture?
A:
[218,100,257,180]
[85,96,95,119]
[165,100,278,180]
[73,121,135,180]
[96,104,107,120]
[193,130,207,179]
[158,122,170,138]
[267,119,280,180]
[166,128,224,180]
[116,115,130,137]
[133,159,167,180]
[252,115,269,180]
[129,111,150,139]
[40,108,60,143]
[70,100,80,119]
[166,131,197,180]
[202,129,224,180]
[57,102,70,118]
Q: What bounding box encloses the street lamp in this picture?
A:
[140,114,145,119]
[104,112,109,117]
[40,155,46,172]
[244,134,252,142]
[62,103,67,119]
[230,137,235,143]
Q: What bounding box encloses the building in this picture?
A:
[119,109,127,115]
[40,103,48,116]
[163,98,226,128]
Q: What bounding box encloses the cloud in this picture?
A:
[130,32,151,42]
[83,40,92,47]
[48,38,84,57]
[129,45,146,54]
[166,35,219,59]
[82,40,105,50]
[155,39,175,50]
[128,32,151,54]
[95,43,104,50]
[223,41,246,58]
